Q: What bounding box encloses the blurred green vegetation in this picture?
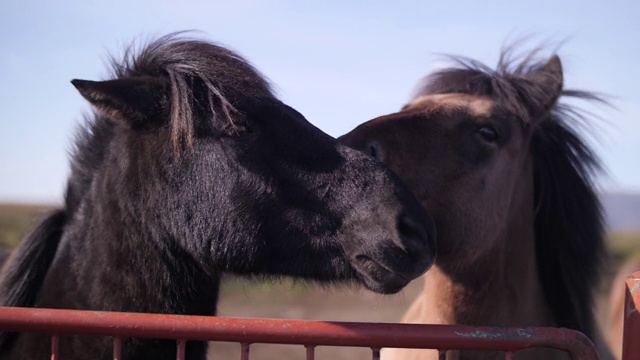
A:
[0,203,56,249]
[608,231,640,264]
[1,202,639,264]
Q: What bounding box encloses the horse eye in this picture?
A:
[366,141,385,162]
[476,126,499,143]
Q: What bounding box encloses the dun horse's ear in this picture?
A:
[524,55,564,116]
[71,77,169,127]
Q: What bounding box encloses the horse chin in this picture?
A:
[352,255,413,294]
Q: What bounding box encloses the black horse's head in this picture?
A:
[69,34,436,294]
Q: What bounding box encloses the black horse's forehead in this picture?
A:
[404,94,494,118]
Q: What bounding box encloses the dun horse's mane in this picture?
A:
[413,46,607,337]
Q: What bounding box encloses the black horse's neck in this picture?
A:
[41,196,221,314]
[15,193,221,359]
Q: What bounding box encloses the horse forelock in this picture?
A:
[64,33,278,209]
[107,32,275,152]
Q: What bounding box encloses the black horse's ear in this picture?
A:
[71,77,169,127]
[524,55,564,116]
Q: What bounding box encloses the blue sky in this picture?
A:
[1,0,638,203]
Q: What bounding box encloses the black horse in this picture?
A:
[0,34,436,360]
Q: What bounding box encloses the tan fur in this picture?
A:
[406,94,493,117]
[606,257,640,359]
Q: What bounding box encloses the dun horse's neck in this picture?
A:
[396,168,575,360]
[416,163,555,328]
[417,236,553,327]
[399,221,565,359]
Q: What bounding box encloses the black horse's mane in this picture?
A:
[65,33,275,214]
[413,47,607,337]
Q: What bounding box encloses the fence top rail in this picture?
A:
[0,306,597,359]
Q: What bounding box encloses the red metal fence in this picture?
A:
[0,271,638,360]
[0,307,597,359]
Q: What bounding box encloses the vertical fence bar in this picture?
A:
[438,349,447,360]
[240,342,250,360]
[305,345,315,360]
[176,340,186,360]
[112,337,122,360]
[50,335,59,360]
[622,271,640,360]
[371,347,380,360]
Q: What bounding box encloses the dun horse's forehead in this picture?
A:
[406,94,493,117]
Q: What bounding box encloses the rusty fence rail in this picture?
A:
[0,306,600,360]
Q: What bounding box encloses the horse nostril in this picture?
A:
[365,141,385,162]
[397,214,431,260]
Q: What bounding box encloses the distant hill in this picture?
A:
[601,192,640,232]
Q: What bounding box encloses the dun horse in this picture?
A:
[340,48,613,359]
[0,34,436,360]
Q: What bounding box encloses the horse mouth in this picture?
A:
[352,254,412,294]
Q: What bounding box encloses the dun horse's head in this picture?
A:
[340,55,565,264]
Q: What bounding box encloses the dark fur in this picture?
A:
[0,33,435,359]
[415,47,606,337]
